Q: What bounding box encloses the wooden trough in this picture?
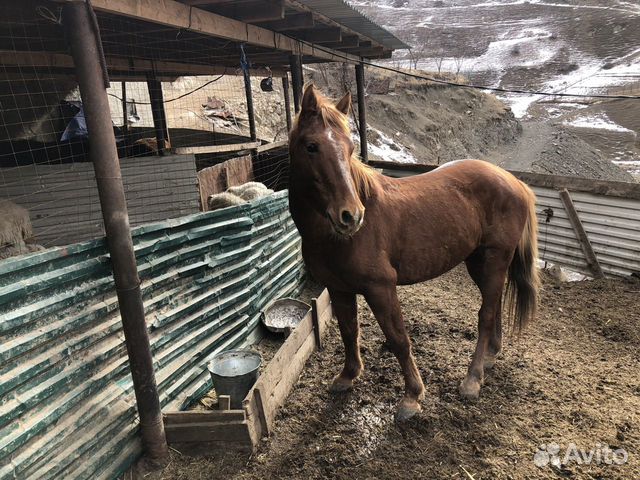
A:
[162,288,333,454]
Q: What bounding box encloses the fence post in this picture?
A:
[282,75,292,132]
[146,72,169,155]
[289,54,303,113]
[242,63,258,142]
[61,2,169,464]
[355,62,368,163]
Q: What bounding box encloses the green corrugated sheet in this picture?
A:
[0,191,305,480]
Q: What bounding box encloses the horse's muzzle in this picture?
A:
[328,208,364,237]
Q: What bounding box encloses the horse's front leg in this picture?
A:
[328,289,363,392]
[364,285,425,421]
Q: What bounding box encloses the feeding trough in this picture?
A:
[162,289,333,455]
[262,298,311,333]
[208,350,262,409]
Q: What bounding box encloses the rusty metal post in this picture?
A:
[282,75,292,131]
[289,54,302,113]
[61,2,169,464]
[146,72,168,155]
[355,62,368,163]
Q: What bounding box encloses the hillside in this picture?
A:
[349,0,640,180]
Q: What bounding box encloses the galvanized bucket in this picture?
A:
[208,350,262,409]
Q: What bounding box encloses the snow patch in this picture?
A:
[564,114,636,133]
[367,128,418,164]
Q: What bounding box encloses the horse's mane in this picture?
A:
[302,89,380,199]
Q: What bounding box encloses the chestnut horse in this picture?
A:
[288,85,539,420]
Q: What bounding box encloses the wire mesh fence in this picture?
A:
[0,1,293,258]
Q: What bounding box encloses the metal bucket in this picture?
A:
[208,350,262,409]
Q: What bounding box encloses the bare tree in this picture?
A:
[453,56,465,76]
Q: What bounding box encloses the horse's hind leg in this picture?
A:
[364,285,424,421]
[328,289,363,392]
[460,247,511,399]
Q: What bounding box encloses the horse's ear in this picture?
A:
[301,84,319,115]
[335,92,351,115]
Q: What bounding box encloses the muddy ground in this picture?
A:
[143,267,640,480]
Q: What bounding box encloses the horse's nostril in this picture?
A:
[340,209,354,226]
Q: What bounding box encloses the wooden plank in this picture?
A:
[251,311,313,395]
[252,387,270,437]
[0,50,285,79]
[256,12,314,30]
[164,421,251,443]
[256,140,288,153]
[311,297,322,350]
[213,1,285,23]
[258,332,315,430]
[558,189,605,278]
[290,27,341,43]
[175,142,260,155]
[88,0,362,64]
[218,395,231,411]
[163,410,245,424]
[169,440,252,456]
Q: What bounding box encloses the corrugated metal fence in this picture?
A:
[0,191,304,480]
[534,186,640,277]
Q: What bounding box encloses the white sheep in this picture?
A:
[0,199,33,254]
[207,192,247,211]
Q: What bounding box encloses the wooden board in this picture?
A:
[197,155,254,210]
[163,410,245,424]
[164,421,251,443]
[243,289,333,441]
[175,142,259,155]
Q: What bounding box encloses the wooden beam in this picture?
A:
[289,27,341,43]
[212,1,285,23]
[355,62,368,163]
[87,0,361,64]
[286,0,385,51]
[0,50,287,78]
[163,410,246,424]
[256,140,288,152]
[282,76,292,132]
[175,142,261,155]
[320,34,359,48]
[559,189,605,278]
[256,12,314,30]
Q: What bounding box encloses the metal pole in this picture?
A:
[282,75,292,131]
[289,54,302,113]
[355,62,368,163]
[242,66,258,142]
[146,73,168,155]
[61,2,168,464]
[121,81,128,157]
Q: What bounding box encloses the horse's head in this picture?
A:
[289,85,365,237]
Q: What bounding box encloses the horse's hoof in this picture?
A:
[484,353,497,369]
[459,377,481,400]
[395,398,421,422]
[329,376,354,393]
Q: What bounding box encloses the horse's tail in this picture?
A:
[506,183,540,333]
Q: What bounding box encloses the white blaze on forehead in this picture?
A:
[326,128,358,199]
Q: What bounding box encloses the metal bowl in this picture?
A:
[262,298,311,333]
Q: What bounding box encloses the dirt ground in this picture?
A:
[144,267,640,480]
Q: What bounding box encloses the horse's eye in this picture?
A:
[306,143,318,154]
